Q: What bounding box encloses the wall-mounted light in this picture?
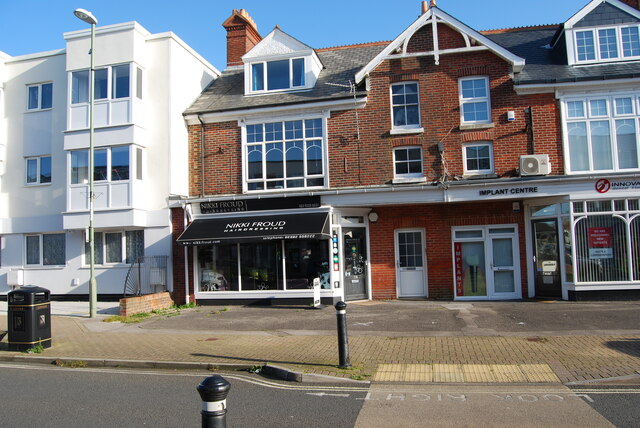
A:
[368,212,379,223]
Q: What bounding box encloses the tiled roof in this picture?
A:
[485,26,640,86]
[184,43,387,115]
[186,24,640,116]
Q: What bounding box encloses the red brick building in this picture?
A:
[173,0,640,304]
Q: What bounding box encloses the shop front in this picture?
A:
[176,197,372,304]
[526,196,640,300]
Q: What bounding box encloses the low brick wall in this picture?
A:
[119,292,174,317]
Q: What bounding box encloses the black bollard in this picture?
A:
[197,375,231,428]
[335,301,351,368]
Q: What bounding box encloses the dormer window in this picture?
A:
[242,27,322,96]
[573,25,640,64]
[251,58,305,92]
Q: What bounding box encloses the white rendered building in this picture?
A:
[0,22,219,297]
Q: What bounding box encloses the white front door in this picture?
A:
[395,229,427,297]
[489,236,518,296]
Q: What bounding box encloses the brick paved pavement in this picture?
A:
[0,301,639,384]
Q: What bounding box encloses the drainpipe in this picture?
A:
[198,114,205,197]
[183,202,190,305]
[526,106,535,154]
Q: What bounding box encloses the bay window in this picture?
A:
[245,118,325,191]
[564,94,640,173]
[71,64,131,105]
[572,199,640,284]
[70,146,130,184]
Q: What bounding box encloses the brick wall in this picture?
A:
[369,201,527,300]
[188,48,562,196]
[171,207,195,305]
[119,292,174,317]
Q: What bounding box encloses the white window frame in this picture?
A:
[25,155,52,185]
[459,76,491,125]
[562,92,640,174]
[69,146,131,185]
[462,142,494,176]
[26,82,53,111]
[249,57,307,94]
[573,25,640,65]
[84,229,144,266]
[390,82,422,133]
[393,146,423,179]
[70,63,131,105]
[242,114,329,193]
[25,233,66,267]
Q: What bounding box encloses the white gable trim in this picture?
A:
[242,27,314,61]
[564,0,640,29]
[355,8,525,83]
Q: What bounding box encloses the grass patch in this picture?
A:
[103,303,199,323]
[54,359,88,368]
[24,342,45,354]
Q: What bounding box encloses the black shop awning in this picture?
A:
[177,212,330,246]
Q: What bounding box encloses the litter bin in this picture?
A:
[7,286,51,351]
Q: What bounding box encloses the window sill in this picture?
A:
[462,173,498,180]
[389,127,424,136]
[459,123,495,131]
[25,108,53,114]
[392,177,427,184]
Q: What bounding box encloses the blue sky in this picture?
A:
[1,0,589,70]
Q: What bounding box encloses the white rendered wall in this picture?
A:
[1,21,217,296]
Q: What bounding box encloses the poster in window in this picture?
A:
[588,227,613,259]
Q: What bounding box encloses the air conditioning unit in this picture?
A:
[520,154,551,176]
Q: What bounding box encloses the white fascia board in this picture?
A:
[514,77,640,95]
[63,21,150,41]
[4,49,65,64]
[355,8,525,83]
[184,96,367,125]
[564,0,640,29]
[242,27,314,61]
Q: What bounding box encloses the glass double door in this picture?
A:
[454,226,520,299]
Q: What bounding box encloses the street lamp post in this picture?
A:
[74,8,98,318]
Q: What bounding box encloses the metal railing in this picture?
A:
[123,256,169,297]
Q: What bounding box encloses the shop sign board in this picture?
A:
[200,196,320,214]
[595,178,640,194]
[588,227,613,259]
[454,242,464,296]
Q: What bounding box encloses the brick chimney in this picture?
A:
[620,0,640,10]
[222,9,262,68]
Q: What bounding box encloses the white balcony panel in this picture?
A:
[64,124,147,151]
[94,102,109,128]
[94,183,110,209]
[63,208,149,230]
[111,99,130,124]
[69,186,89,211]
[111,182,131,207]
[69,104,89,130]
